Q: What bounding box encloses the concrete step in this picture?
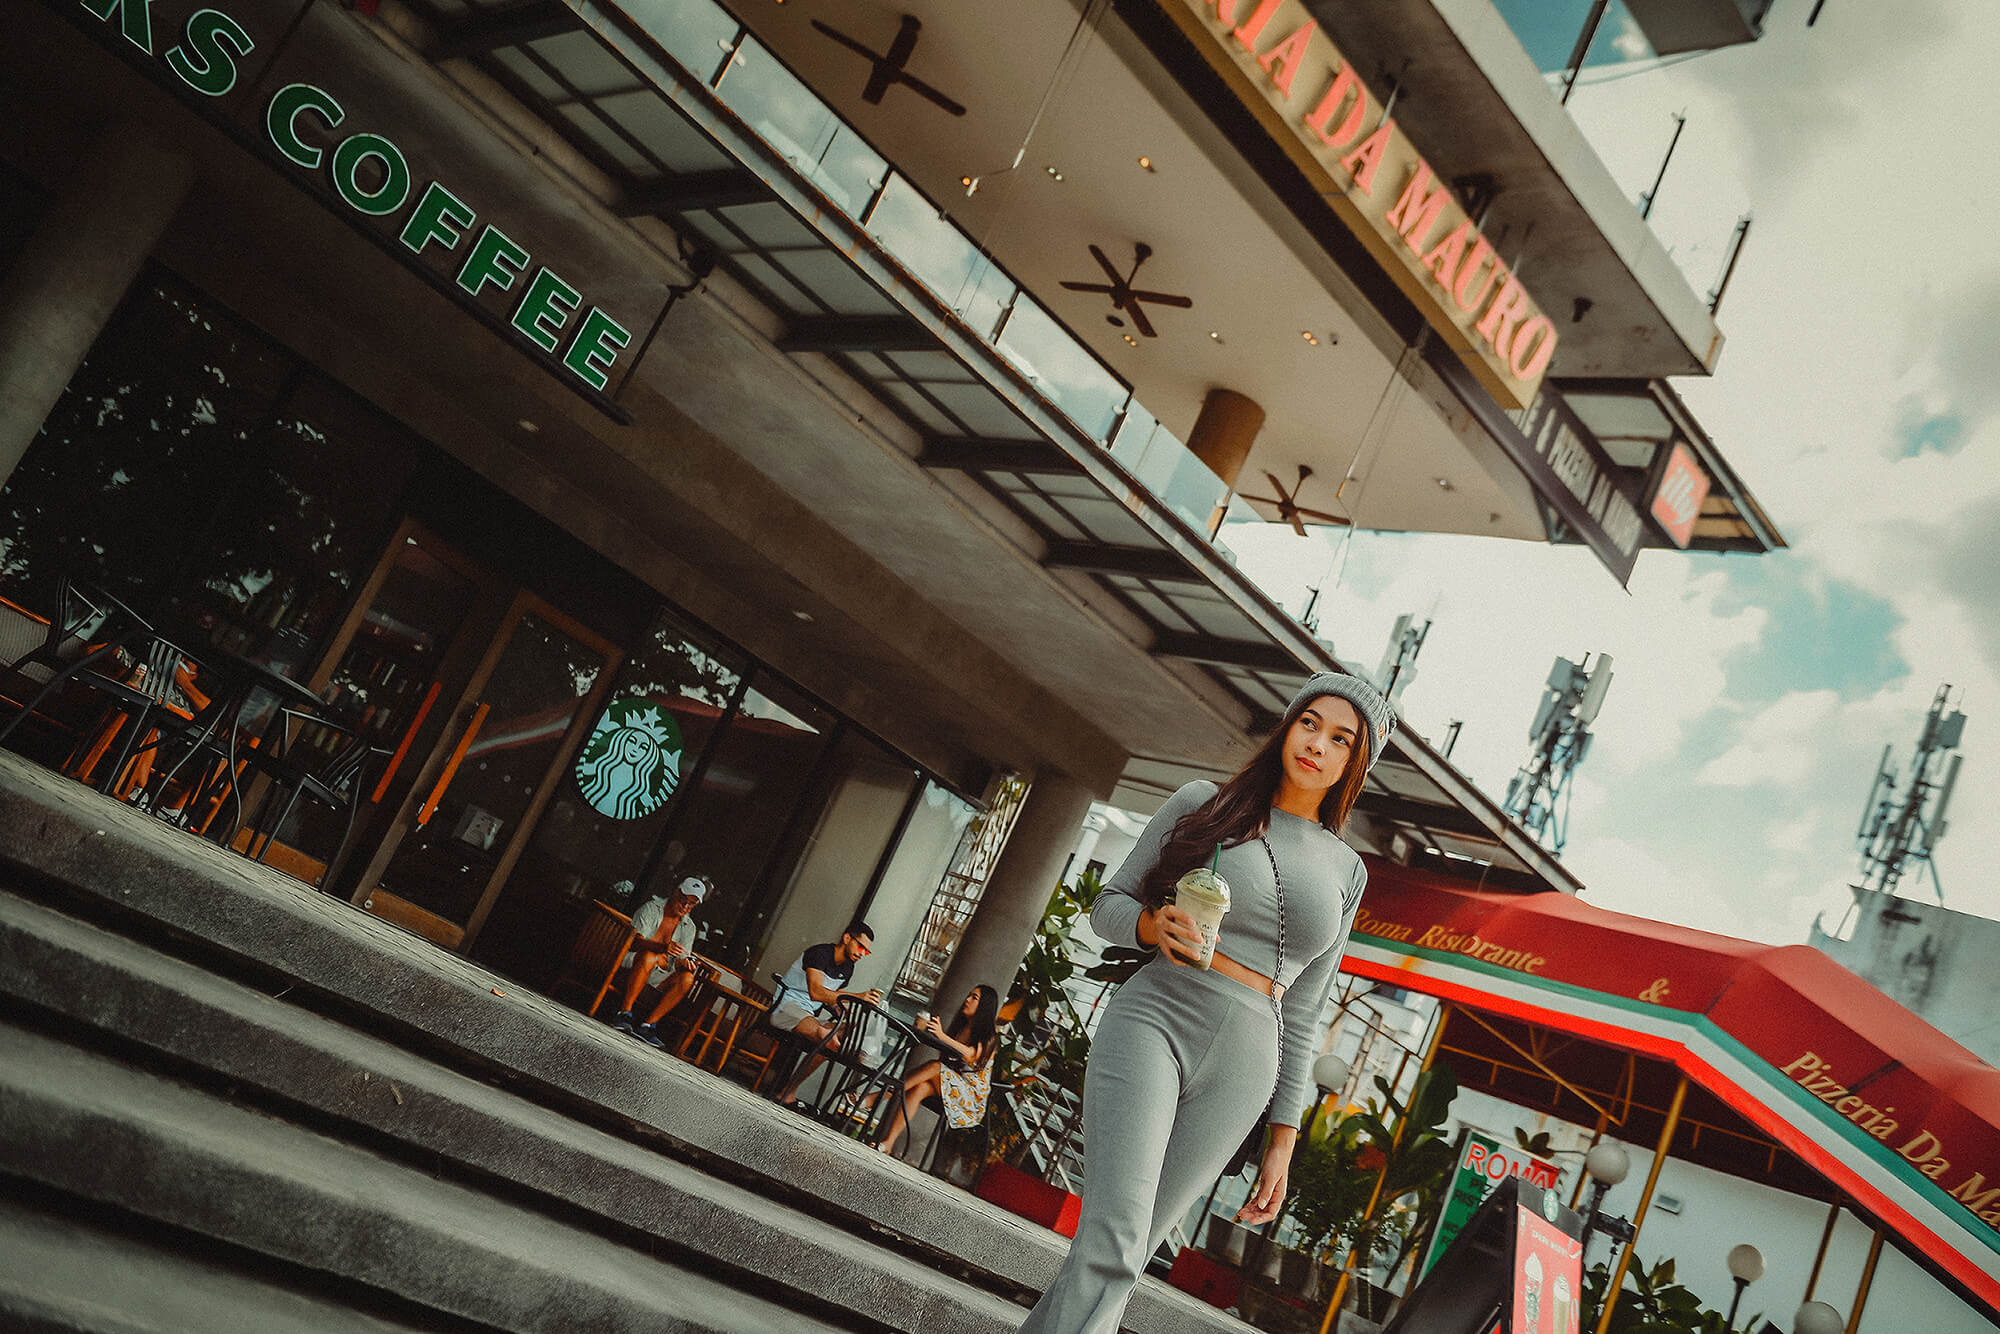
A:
[0,752,1251,1334]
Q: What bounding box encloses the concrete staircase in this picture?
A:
[0,753,1250,1334]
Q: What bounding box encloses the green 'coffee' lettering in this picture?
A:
[457,225,529,299]
[399,182,475,259]
[266,84,343,169]
[563,307,632,391]
[330,132,411,216]
[165,9,253,97]
[80,0,154,53]
[512,268,581,353]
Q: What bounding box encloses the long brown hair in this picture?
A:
[1138,710,1370,907]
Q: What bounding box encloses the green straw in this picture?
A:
[1210,843,1220,873]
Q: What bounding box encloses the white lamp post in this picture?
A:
[1724,1243,1764,1330]
[1793,1299,1844,1334]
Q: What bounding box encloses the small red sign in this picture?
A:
[1649,442,1710,549]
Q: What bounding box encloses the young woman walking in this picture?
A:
[1017,671,1394,1334]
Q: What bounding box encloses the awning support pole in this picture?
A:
[1591,1074,1687,1334]
[1318,1004,1451,1334]
[1804,1201,1841,1301]
[1844,1227,1884,1334]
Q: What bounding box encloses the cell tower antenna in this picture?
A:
[1503,653,1612,855]
[1373,614,1431,702]
[1855,684,1965,903]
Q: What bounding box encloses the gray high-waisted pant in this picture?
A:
[1017,959,1279,1334]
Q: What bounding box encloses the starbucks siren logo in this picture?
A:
[575,695,683,820]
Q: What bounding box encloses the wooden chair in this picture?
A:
[677,971,775,1078]
[561,901,637,1017]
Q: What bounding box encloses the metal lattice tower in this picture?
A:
[1503,654,1614,855]
[1855,685,1965,902]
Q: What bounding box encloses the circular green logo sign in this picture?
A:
[575,695,683,820]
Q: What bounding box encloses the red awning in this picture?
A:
[1341,857,2000,1316]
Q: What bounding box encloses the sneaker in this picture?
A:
[633,1022,665,1049]
[609,1011,637,1033]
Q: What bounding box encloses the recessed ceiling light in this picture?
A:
[1208,330,1223,343]
[517,418,540,433]
[1137,156,1154,171]
[792,609,814,621]
[1045,165,1064,182]
[1301,330,1319,346]
[1434,476,1455,491]
[1122,333,1137,346]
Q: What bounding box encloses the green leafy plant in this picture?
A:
[1284,1064,1460,1275]
[1580,1256,1746,1334]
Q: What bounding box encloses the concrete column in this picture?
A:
[1184,387,1266,490]
[934,771,1096,1007]
[0,124,194,492]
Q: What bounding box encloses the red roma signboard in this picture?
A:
[1160,0,1560,410]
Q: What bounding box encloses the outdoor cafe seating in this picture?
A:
[0,576,388,886]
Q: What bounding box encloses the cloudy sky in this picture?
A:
[1223,0,1999,947]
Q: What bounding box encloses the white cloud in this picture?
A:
[1692,688,1841,787]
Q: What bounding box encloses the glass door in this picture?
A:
[351,591,622,950]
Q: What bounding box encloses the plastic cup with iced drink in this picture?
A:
[1171,865,1230,969]
[1522,1252,1544,1331]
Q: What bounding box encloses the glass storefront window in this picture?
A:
[477,607,748,979]
[372,610,608,927]
[1490,0,1657,76]
[164,377,418,667]
[645,672,835,963]
[0,271,291,617]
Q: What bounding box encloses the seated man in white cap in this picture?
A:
[608,874,713,1048]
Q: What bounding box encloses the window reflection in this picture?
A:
[996,296,1130,443]
[656,673,835,965]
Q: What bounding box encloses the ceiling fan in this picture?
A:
[1238,465,1351,537]
[1058,243,1191,339]
[811,15,967,117]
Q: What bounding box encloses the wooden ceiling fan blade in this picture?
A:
[1128,290,1193,308]
[1087,245,1123,284]
[1237,494,1286,507]
[1060,280,1117,294]
[1287,512,1309,538]
[1292,507,1352,525]
[1127,303,1157,339]
[1261,471,1293,501]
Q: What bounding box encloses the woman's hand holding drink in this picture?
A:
[1149,904,1207,965]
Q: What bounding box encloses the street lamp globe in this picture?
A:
[1311,1052,1351,1094]
[1585,1141,1631,1186]
[1726,1243,1766,1283]
[1793,1300,1844,1334]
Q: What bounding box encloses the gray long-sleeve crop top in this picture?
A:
[1091,779,1367,1127]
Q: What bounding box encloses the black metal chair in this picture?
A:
[234,708,391,886]
[797,996,920,1142]
[0,577,148,753]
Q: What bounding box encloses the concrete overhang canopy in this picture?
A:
[397,0,1584,891]
[1295,0,1729,380]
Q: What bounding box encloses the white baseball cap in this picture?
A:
[676,875,710,903]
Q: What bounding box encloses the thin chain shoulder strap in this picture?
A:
[1260,835,1286,1048]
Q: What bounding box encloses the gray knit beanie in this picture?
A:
[1281,672,1396,773]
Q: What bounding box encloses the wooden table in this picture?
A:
[675,959,769,1075]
